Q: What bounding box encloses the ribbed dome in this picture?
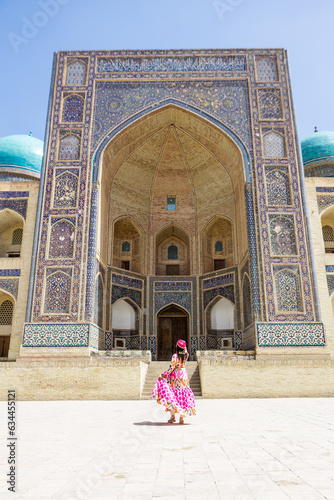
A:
[0,134,44,177]
[301,131,334,164]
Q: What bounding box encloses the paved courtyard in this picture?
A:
[0,398,334,499]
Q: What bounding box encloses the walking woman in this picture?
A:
[152,339,196,424]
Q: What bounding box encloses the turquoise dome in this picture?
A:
[301,131,334,165]
[0,134,44,177]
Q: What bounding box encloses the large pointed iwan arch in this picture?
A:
[85,102,260,323]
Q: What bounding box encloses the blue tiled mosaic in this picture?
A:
[0,279,19,299]
[0,269,20,277]
[257,322,325,347]
[22,324,90,347]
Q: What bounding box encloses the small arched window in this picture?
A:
[66,61,87,85]
[323,225,334,242]
[263,131,286,158]
[12,228,23,245]
[122,241,130,252]
[0,300,13,325]
[215,241,223,252]
[168,245,178,260]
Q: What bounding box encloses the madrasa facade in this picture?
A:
[0,49,334,397]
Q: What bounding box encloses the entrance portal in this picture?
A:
[157,305,188,361]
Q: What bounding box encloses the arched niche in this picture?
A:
[0,209,24,258]
[155,224,190,276]
[202,216,233,273]
[321,205,334,253]
[112,217,143,273]
[0,290,15,358]
[206,296,235,349]
[97,104,250,275]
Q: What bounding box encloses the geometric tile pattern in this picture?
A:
[22,323,89,347]
[140,336,148,350]
[65,60,87,85]
[44,271,71,313]
[105,331,113,350]
[203,285,234,309]
[89,324,104,350]
[263,131,286,158]
[111,285,142,308]
[148,336,156,355]
[327,275,334,296]
[242,275,252,328]
[0,191,30,198]
[190,335,198,355]
[257,322,326,347]
[274,266,302,312]
[234,330,242,350]
[203,273,234,289]
[58,132,81,161]
[317,195,334,212]
[112,273,143,289]
[255,56,278,81]
[325,265,334,273]
[243,325,256,350]
[0,199,28,219]
[92,80,252,154]
[0,279,19,300]
[49,219,75,258]
[0,269,21,277]
[199,335,206,350]
[62,94,84,122]
[155,281,191,291]
[154,291,191,314]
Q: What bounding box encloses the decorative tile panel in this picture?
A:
[258,89,282,119]
[266,167,291,205]
[0,192,29,198]
[90,324,104,350]
[155,292,191,314]
[190,336,198,356]
[203,285,234,309]
[97,55,247,73]
[0,279,19,299]
[0,269,20,277]
[203,273,234,289]
[317,195,334,212]
[65,59,87,85]
[148,336,156,355]
[155,281,191,291]
[273,266,302,312]
[0,199,28,219]
[112,285,142,308]
[255,55,278,81]
[112,273,143,289]
[269,215,297,255]
[234,331,242,350]
[257,322,325,347]
[22,323,89,347]
[58,131,81,160]
[44,270,72,313]
[54,172,78,207]
[62,93,85,122]
[49,219,75,258]
[327,275,334,295]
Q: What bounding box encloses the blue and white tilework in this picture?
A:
[257,322,325,347]
[22,323,89,347]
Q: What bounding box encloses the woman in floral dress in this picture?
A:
[152,339,196,424]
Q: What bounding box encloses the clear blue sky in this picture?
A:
[0,0,333,142]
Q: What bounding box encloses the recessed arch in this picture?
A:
[0,209,25,258]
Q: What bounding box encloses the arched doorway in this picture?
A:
[157,304,188,360]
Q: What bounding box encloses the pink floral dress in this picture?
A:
[152,353,196,417]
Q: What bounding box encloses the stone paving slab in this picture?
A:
[0,399,334,499]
